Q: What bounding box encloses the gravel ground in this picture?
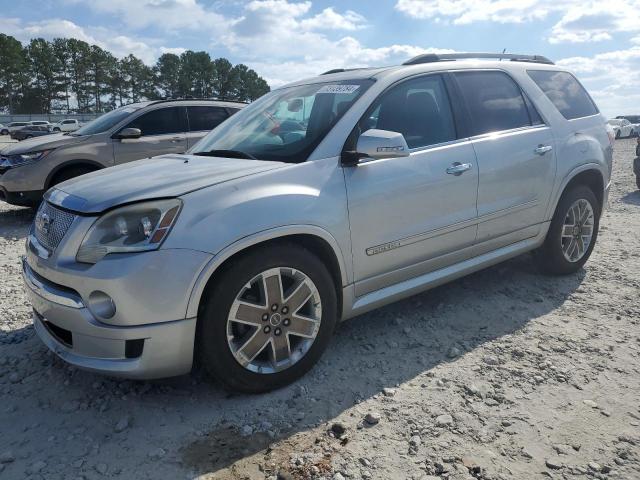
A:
[0,139,639,480]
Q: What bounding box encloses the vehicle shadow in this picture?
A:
[0,206,34,240]
[620,190,640,206]
[2,251,586,478]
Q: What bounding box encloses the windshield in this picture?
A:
[72,105,143,136]
[190,79,374,163]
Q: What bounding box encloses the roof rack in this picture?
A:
[402,53,554,66]
[320,67,369,75]
[149,98,248,105]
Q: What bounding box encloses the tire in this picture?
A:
[537,185,600,275]
[615,130,621,139]
[197,243,338,393]
[53,128,60,132]
[49,166,97,187]
[0,129,7,135]
[636,175,640,191]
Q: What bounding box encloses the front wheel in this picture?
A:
[537,185,600,275]
[53,128,60,132]
[636,175,640,190]
[197,243,338,393]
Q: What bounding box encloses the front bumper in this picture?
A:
[23,257,198,379]
[0,185,43,206]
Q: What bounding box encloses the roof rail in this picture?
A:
[149,98,248,105]
[402,52,554,66]
[320,67,369,75]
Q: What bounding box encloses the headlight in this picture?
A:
[76,199,182,264]
[0,149,53,168]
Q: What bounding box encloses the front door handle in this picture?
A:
[534,144,553,155]
[446,162,472,176]
[169,137,184,143]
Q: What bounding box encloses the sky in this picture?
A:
[1,0,639,118]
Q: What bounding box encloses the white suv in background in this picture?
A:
[51,119,82,133]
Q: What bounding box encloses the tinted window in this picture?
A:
[62,120,74,124]
[365,74,456,149]
[74,105,142,136]
[125,107,183,136]
[454,71,531,136]
[191,79,374,163]
[187,106,228,132]
[523,93,544,125]
[528,70,598,120]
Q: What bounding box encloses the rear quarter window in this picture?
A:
[527,70,598,120]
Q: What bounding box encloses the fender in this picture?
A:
[185,224,350,319]
[45,159,104,190]
[545,162,608,220]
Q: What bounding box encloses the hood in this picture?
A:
[46,154,285,214]
[0,133,88,154]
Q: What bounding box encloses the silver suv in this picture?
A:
[0,99,244,206]
[22,53,612,393]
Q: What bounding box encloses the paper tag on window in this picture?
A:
[317,85,360,94]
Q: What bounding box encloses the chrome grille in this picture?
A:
[34,202,76,252]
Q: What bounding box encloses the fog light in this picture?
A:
[87,291,116,319]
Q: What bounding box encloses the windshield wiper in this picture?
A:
[193,149,257,160]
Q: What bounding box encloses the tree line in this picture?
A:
[0,34,271,115]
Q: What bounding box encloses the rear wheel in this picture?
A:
[197,243,337,393]
[538,185,600,275]
[53,127,61,132]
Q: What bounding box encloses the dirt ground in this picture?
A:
[0,138,639,480]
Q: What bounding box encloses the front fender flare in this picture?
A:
[185,224,350,319]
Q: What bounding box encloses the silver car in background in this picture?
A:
[22,53,612,393]
[0,99,244,206]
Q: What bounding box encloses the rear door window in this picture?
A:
[454,71,532,136]
[527,70,598,120]
[124,107,185,136]
[187,106,229,132]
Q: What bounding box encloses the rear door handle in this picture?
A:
[446,162,473,175]
[534,144,553,155]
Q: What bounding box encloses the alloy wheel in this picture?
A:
[226,267,322,374]
[561,198,595,263]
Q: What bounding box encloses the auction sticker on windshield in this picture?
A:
[317,85,360,94]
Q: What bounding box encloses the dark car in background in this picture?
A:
[12,125,54,141]
[616,115,640,124]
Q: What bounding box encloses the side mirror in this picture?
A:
[352,129,410,163]
[116,127,142,139]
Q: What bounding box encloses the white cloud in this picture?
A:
[394,0,568,24]
[395,0,640,44]
[65,0,230,33]
[300,7,367,31]
[549,3,640,43]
